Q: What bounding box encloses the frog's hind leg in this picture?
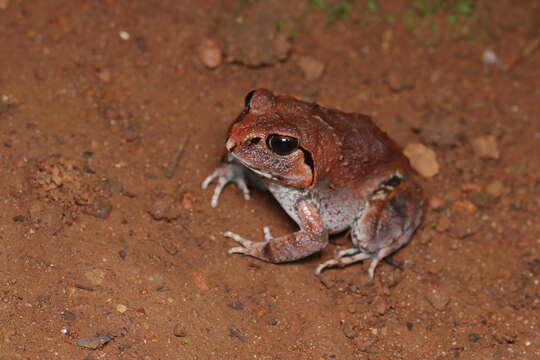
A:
[351,178,424,279]
[314,250,371,276]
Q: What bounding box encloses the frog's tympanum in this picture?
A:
[203,89,424,278]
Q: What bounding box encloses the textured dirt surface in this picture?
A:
[1,1,540,359]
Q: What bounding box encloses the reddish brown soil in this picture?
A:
[1,1,539,359]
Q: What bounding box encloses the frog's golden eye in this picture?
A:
[266,134,299,156]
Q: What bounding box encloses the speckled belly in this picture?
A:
[266,182,364,234]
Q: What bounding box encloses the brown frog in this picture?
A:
[202,89,424,278]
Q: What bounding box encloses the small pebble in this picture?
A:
[135,35,148,52]
[403,143,439,178]
[62,311,76,321]
[173,323,188,337]
[428,196,446,210]
[197,38,222,69]
[116,304,128,313]
[342,322,359,339]
[161,240,178,255]
[118,249,126,259]
[77,336,110,350]
[119,31,130,40]
[375,301,387,315]
[297,56,325,81]
[228,325,248,343]
[89,198,113,219]
[227,300,244,311]
[385,70,414,91]
[425,289,450,310]
[453,199,477,213]
[97,68,111,83]
[482,49,500,66]
[471,135,499,160]
[85,268,105,286]
[468,333,481,343]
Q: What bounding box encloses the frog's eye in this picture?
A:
[244,90,256,109]
[266,134,299,156]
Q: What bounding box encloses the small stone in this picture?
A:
[375,301,387,315]
[62,311,76,321]
[266,318,278,326]
[297,56,325,81]
[148,197,181,221]
[485,180,504,198]
[89,198,113,219]
[403,143,439,178]
[471,135,499,160]
[77,336,110,349]
[181,192,194,210]
[173,323,188,337]
[227,300,244,311]
[527,259,540,275]
[135,35,148,52]
[453,199,477,213]
[12,215,25,222]
[197,38,222,69]
[428,196,446,210]
[118,249,126,259]
[436,216,450,232]
[425,289,450,310]
[116,304,128,313]
[385,70,414,92]
[0,0,9,10]
[342,322,359,339]
[161,240,178,255]
[468,192,497,208]
[228,325,248,343]
[97,68,111,83]
[468,333,481,343]
[85,268,105,285]
[119,31,130,40]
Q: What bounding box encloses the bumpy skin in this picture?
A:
[202,89,424,278]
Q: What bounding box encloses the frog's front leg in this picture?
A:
[227,200,329,263]
[202,153,268,207]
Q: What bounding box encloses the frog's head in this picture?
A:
[225,89,317,188]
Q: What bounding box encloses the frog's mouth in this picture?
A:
[230,154,285,181]
[232,152,316,187]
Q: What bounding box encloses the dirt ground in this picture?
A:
[1,0,539,359]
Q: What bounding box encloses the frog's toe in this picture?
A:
[234,177,251,201]
[201,170,219,189]
[228,246,248,255]
[210,177,230,207]
[336,247,360,259]
[224,231,253,247]
[262,226,274,242]
[315,252,372,276]
[314,260,338,276]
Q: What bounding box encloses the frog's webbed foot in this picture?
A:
[201,162,250,208]
[226,226,274,257]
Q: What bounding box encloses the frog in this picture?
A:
[202,89,424,278]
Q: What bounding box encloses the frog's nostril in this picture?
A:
[243,137,261,147]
